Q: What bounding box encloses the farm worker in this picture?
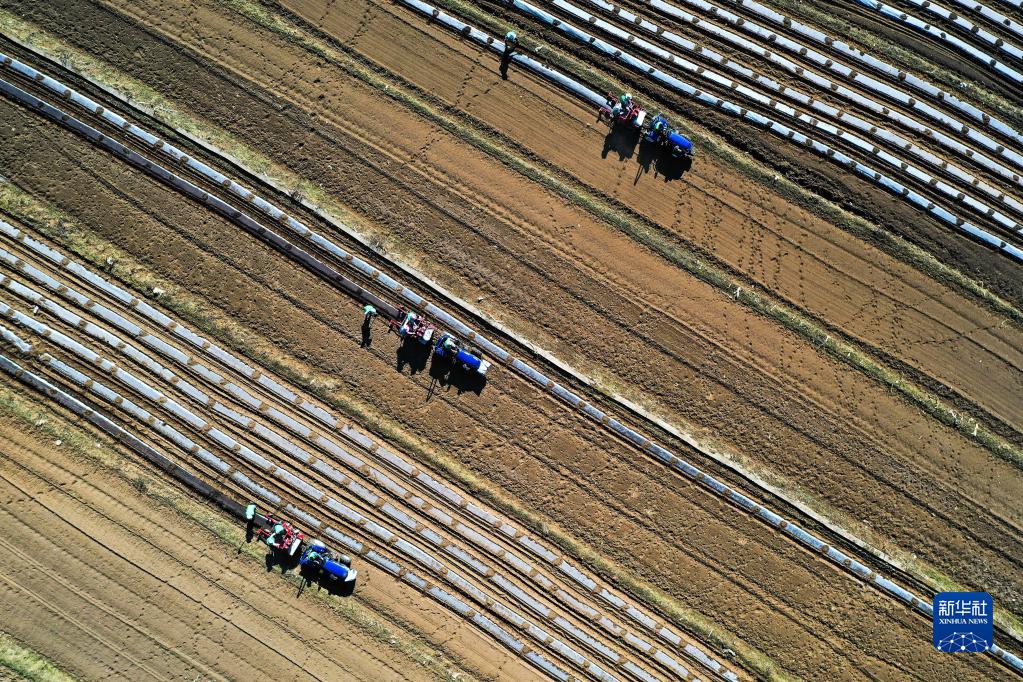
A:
[361,304,377,348]
[652,117,667,140]
[304,546,326,567]
[442,337,459,354]
[619,93,632,108]
[500,31,519,79]
[266,523,286,548]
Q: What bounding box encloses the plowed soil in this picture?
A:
[1,0,1022,677]
[10,0,1022,620]
[0,91,1013,679]
[0,403,503,682]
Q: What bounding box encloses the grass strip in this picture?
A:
[0,634,75,682]
[0,179,784,679]
[0,383,480,682]
[5,7,1023,639]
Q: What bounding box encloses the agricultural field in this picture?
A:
[0,0,1020,679]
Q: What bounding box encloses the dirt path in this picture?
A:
[0,412,479,682]
[0,97,1013,678]
[9,0,1021,624]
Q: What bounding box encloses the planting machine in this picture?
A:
[599,93,694,159]
[391,308,436,344]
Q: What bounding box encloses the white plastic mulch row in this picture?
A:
[944,0,1023,42]
[553,0,1023,230]
[0,346,583,681]
[584,0,1023,188]
[0,250,690,682]
[0,220,734,681]
[497,0,1023,259]
[728,0,1023,147]
[2,49,1020,674]
[0,306,627,682]
[851,0,1023,82]
[910,0,1023,43]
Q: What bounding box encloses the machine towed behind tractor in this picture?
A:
[246,504,357,592]
[391,308,435,345]
[599,91,646,132]
[598,92,694,160]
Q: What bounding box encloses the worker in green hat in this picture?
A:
[361,304,377,348]
[500,30,519,80]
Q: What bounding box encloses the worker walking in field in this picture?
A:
[500,30,519,80]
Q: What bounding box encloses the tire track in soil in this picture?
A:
[325,0,1023,294]
[304,0,1023,366]
[0,114,1006,678]
[0,166,941,682]
[6,63,1014,670]
[19,0,1023,501]
[28,129,1010,631]
[1,13,1023,670]
[0,312,871,682]
[0,434,445,682]
[0,531,230,682]
[0,118,973,678]
[44,56,1023,584]
[0,571,167,682]
[55,46,1017,577]
[6,339,664,682]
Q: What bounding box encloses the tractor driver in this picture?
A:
[652,116,668,142]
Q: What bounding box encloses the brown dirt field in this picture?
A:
[282,0,1023,432]
[0,402,506,682]
[0,96,1013,679]
[11,0,1023,443]
[0,212,722,680]
[11,0,1022,622]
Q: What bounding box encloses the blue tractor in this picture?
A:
[299,540,358,589]
[644,113,694,159]
[434,334,491,376]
